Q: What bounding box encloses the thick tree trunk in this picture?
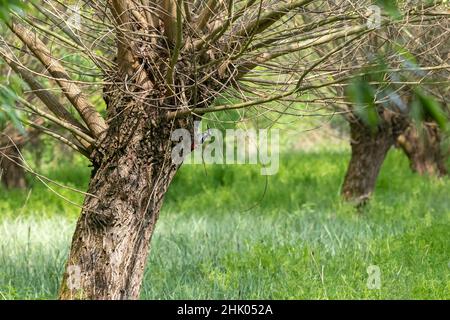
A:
[59,102,190,299]
[341,121,394,204]
[0,146,27,189]
[396,122,448,176]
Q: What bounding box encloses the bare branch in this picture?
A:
[237,24,369,78]
[8,21,107,137]
[161,0,178,43]
[235,0,314,39]
[110,0,138,76]
[15,95,96,146]
[196,0,217,31]
[0,49,90,135]
[167,0,184,90]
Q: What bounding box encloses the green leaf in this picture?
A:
[375,0,402,20]
[0,85,25,134]
[0,0,28,22]
[394,44,417,66]
[347,78,379,132]
[410,98,424,124]
[414,89,448,131]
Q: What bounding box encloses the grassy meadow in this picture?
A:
[0,140,449,299]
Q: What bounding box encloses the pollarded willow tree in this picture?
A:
[0,0,447,299]
[389,18,450,178]
[301,1,450,203]
[340,18,450,203]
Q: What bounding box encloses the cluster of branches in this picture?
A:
[0,0,447,160]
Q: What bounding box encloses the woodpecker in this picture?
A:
[191,126,212,151]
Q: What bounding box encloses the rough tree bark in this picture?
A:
[341,106,411,204]
[396,122,448,176]
[341,119,395,204]
[59,101,192,299]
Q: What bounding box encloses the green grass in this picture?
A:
[0,149,449,299]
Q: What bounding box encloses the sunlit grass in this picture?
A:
[0,149,449,299]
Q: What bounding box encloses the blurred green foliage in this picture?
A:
[346,44,449,132]
[0,83,24,133]
[375,0,401,20]
[347,77,379,131]
[412,89,448,131]
[0,0,27,21]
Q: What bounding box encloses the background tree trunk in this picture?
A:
[341,121,394,204]
[0,121,44,189]
[396,122,448,176]
[1,125,28,190]
[0,145,27,189]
